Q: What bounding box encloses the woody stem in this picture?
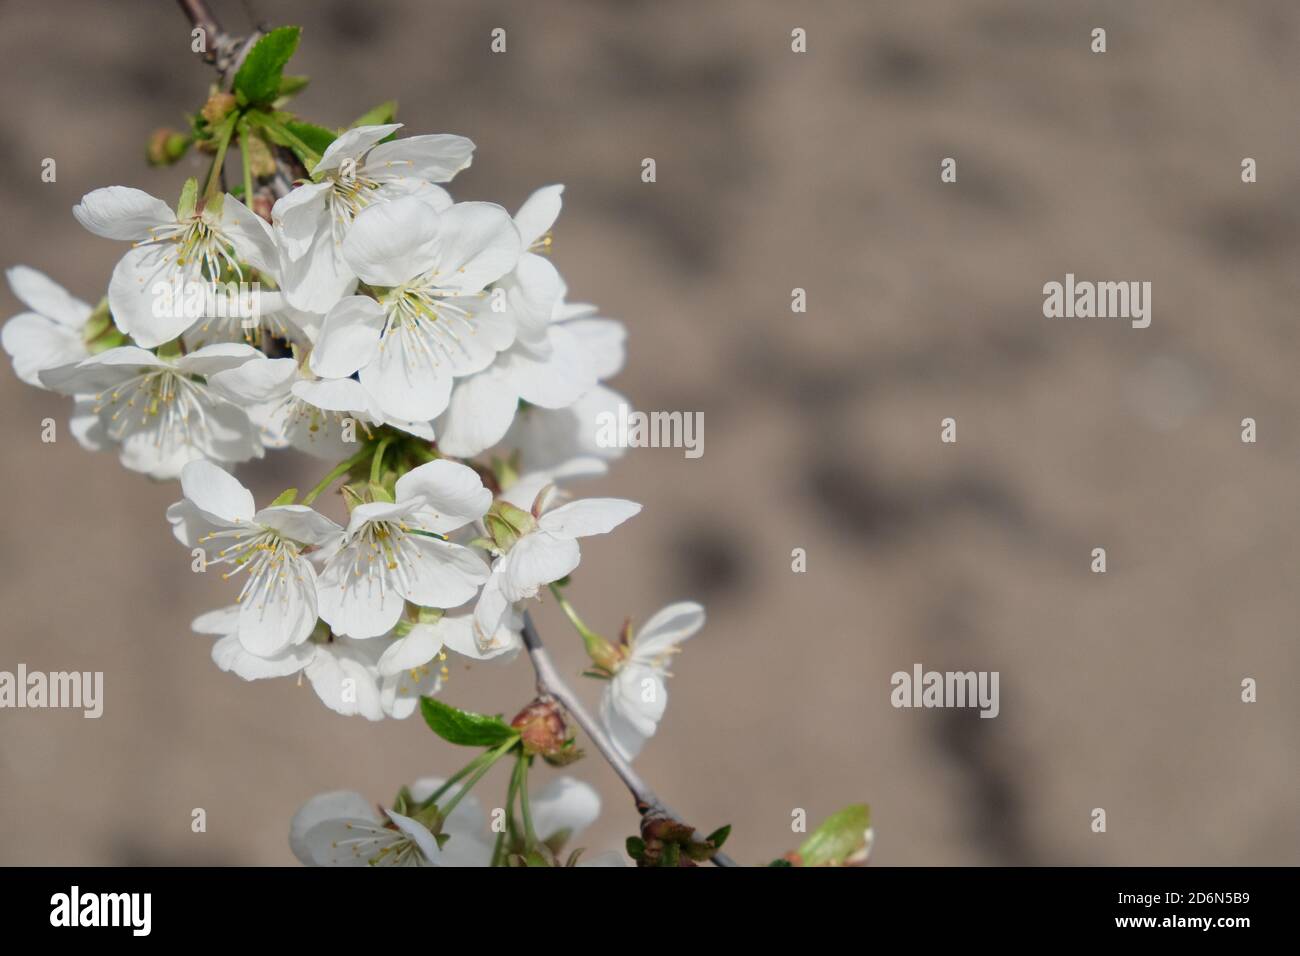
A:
[520,611,737,867]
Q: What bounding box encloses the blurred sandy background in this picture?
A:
[1,0,1297,866]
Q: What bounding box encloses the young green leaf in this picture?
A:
[419,696,518,748]
[276,74,310,99]
[269,488,298,506]
[284,120,338,156]
[705,824,732,850]
[351,100,398,128]
[798,804,871,867]
[233,26,302,107]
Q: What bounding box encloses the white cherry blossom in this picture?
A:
[75,186,278,348]
[309,196,520,422]
[316,459,493,638]
[290,790,442,867]
[1,266,94,387]
[377,608,522,718]
[599,602,705,761]
[39,343,268,478]
[474,495,642,644]
[274,124,474,312]
[168,460,342,654]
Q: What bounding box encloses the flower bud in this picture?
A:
[509,698,568,758]
[147,128,191,166]
[201,91,238,126]
[484,500,536,552]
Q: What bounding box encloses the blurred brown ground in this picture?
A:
[0,0,1297,865]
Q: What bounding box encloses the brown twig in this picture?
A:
[175,0,289,211]
[521,611,737,867]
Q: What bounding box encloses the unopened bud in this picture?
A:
[509,698,567,758]
[201,92,238,126]
[147,129,191,166]
[485,500,536,552]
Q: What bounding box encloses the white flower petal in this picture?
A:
[107,246,195,348]
[73,186,174,240]
[218,193,280,274]
[385,810,442,863]
[1,313,85,387]
[191,605,240,635]
[179,459,256,523]
[394,459,492,532]
[311,295,385,379]
[530,776,600,843]
[501,533,580,601]
[212,633,314,680]
[358,337,453,422]
[513,184,564,249]
[290,791,378,865]
[206,355,296,404]
[271,181,333,260]
[377,624,443,677]
[315,123,403,174]
[399,537,490,609]
[537,498,642,539]
[237,557,319,654]
[317,549,409,639]
[6,266,92,327]
[433,367,520,458]
[341,196,440,287]
[500,325,596,409]
[254,505,344,547]
[430,201,521,294]
[366,133,475,184]
[632,602,705,658]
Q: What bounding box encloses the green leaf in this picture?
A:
[277,74,310,99]
[659,841,681,868]
[625,836,646,861]
[705,824,731,850]
[419,696,518,748]
[767,858,794,867]
[247,112,333,172]
[284,120,338,156]
[798,804,871,867]
[176,178,199,220]
[269,488,298,506]
[233,26,302,107]
[351,99,398,129]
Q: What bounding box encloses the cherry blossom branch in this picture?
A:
[175,0,293,206]
[177,0,254,75]
[520,611,737,867]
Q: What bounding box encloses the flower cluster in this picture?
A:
[2,120,699,761]
[0,21,744,867]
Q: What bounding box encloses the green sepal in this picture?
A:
[269,488,298,506]
[177,177,200,220]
